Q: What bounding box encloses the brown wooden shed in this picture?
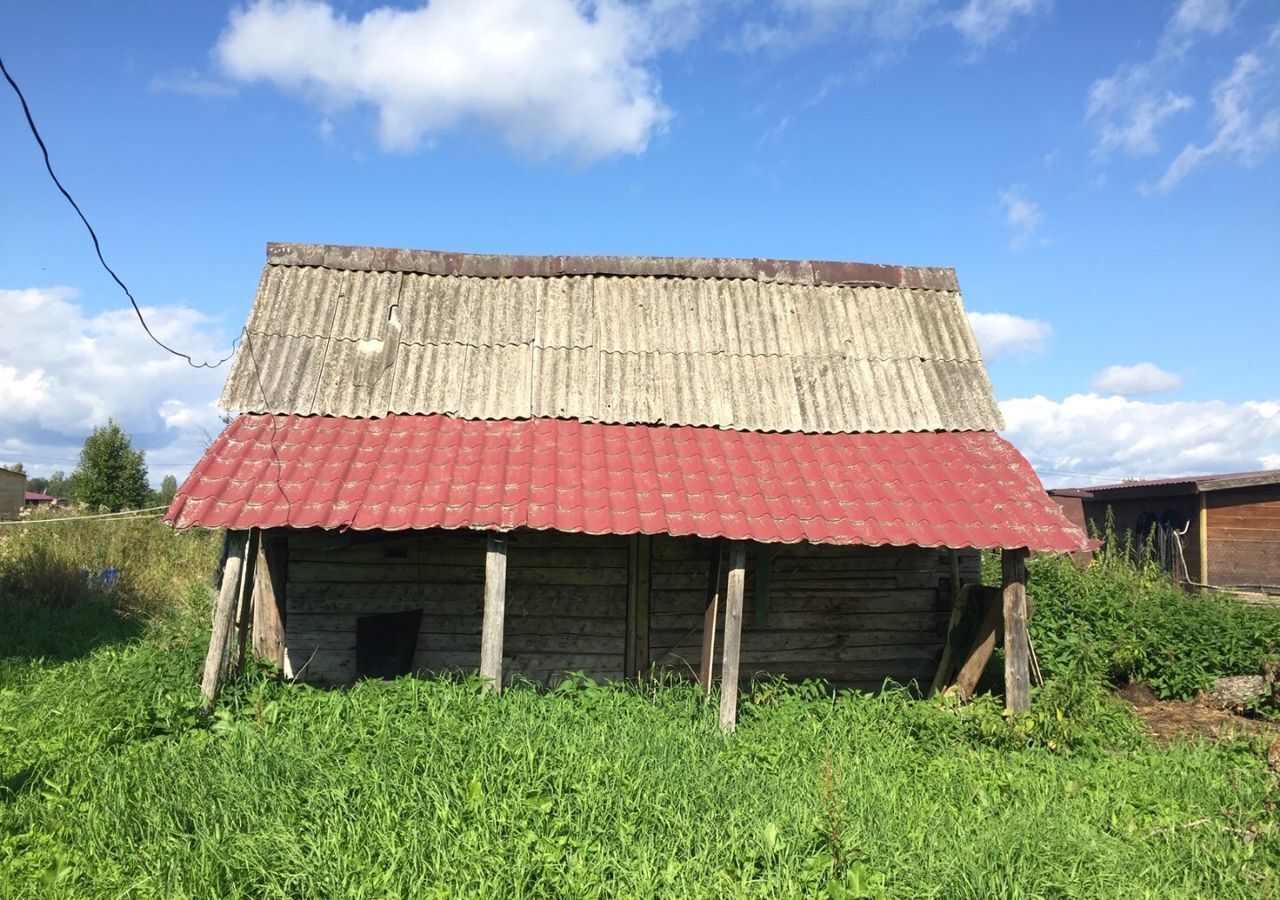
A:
[168,243,1089,725]
[1051,470,1280,590]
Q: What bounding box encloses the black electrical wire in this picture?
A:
[1,52,234,369]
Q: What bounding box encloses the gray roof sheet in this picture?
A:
[221,244,1003,433]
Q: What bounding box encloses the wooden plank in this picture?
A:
[252,530,288,667]
[231,528,260,677]
[200,533,246,705]
[630,534,651,677]
[1199,492,1209,585]
[753,544,771,624]
[948,586,1002,701]
[719,541,747,733]
[479,533,508,690]
[626,535,638,677]
[698,539,723,693]
[1002,548,1030,712]
[930,581,974,697]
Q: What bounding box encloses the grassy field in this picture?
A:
[2,518,1278,898]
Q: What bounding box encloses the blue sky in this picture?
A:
[2,0,1278,488]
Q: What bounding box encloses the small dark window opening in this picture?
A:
[356,609,422,679]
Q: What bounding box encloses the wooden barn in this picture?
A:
[0,466,25,520]
[1051,470,1280,591]
[167,243,1088,725]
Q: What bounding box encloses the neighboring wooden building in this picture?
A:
[168,243,1089,722]
[1051,471,1280,590]
[0,467,25,520]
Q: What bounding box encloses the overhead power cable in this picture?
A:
[0,53,234,369]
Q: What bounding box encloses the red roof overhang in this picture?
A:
[166,414,1092,552]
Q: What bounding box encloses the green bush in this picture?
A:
[983,542,1280,700]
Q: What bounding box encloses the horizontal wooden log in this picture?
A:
[290,561,627,586]
[648,589,943,615]
[289,582,626,613]
[290,612,625,637]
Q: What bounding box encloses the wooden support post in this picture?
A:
[718,541,747,733]
[1198,493,1209,586]
[479,533,508,691]
[930,582,974,697]
[948,549,961,603]
[1002,547,1031,712]
[201,532,246,705]
[625,534,653,678]
[231,529,260,678]
[698,539,724,694]
[949,586,1002,701]
[251,530,288,668]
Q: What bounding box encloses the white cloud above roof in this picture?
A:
[1001,393,1280,486]
[0,287,229,484]
[1092,362,1183,396]
[966,311,1052,359]
[216,0,695,161]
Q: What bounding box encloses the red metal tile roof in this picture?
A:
[166,414,1091,551]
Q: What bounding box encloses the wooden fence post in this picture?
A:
[1002,547,1031,712]
[201,532,247,705]
[718,541,747,733]
[480,533,508,691]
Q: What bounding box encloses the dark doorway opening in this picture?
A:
[356,609,422,679]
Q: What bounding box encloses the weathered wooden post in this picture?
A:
[201,532,247,705]
[251,530,288,668]
[1002,547,1031,712]
[231,529,260,677]
[480,532,508,691]
[718,541,747,733]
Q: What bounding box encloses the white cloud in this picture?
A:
[951,0,1050,53]
[1092,362,1183,396]
[216,0,694,161]
[1001,393,1280,484]
[1169,0,1238,37]
[741,0,1046,53]
[967,311,1052,359]
[1088,77,1193,158]
[1084,0,1280,189]
[1157,47,1280,190]
[1085,0,1238,159]
[997,186,1045,248]
[149,68,236,98]
[0,287,229,485]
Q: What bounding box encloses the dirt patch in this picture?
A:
[1115,682,1278,745]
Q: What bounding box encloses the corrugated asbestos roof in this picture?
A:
[220,243,1003,434]
[167,414,1090,551]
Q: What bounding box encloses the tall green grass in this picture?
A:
[1,524,1278,896]
[1,607,1277,898]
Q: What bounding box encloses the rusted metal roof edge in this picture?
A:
[266,243,960,292]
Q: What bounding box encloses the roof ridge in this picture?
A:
[265,242,960,292]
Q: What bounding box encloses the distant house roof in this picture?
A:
[167,413,1089,551]
[220,243,1002,434]
[24,491,56,503]
[1050,469,1280,499]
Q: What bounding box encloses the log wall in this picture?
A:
[283,527,978,690]
[648,536,978,692]
[285,529,628,684]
